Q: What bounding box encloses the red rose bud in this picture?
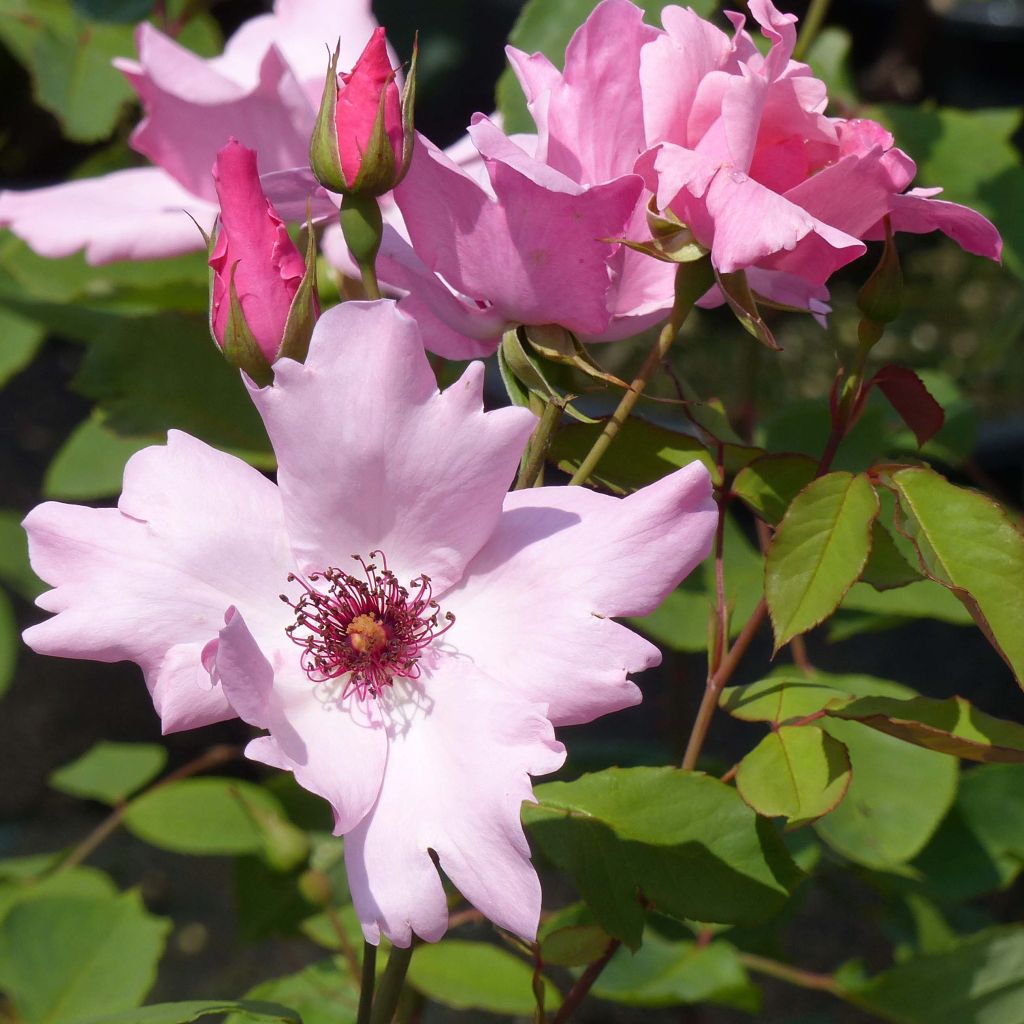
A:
[310,27,416,197]
[209,140,319,384]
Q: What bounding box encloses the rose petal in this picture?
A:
[23,431,291,732]
[345,653,565,946]
[250,301,535,591]
[0,168,215,264]
[445,461,717,726]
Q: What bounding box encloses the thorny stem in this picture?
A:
[55,744,242,874]
[516,400,563,490]
[569,259,713,487]
[369,943,414,1024]
[792,0,832,61]
[357,942,378,1024]
[550,938,622,1024]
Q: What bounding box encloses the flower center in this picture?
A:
[281,551,454,701]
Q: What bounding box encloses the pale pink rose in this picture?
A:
[0,0,378,264]
[22,301,717,945]
[209,140,311,363]
[639,0,1001,312]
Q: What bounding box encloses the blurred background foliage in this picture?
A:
[0,0,1023,1021]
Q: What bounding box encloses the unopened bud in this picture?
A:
[310,28,416,197]
[209,140,319,383]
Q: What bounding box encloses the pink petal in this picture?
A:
[871,189,1003,261]
[640,5,736,149]
[345,653,565,946]
[445,461,717,727]
[215,608,388,833]
[534,0,660,184]
[393,129,642,337]
[23,431,292,732]
[117,24,312,201]
[0,168,216,264]
[250,301,535,592]
[212,0,380,107]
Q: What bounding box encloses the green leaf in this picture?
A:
[914,764,1024,902]
[804,26,856,106]
[123,778,287,856]
[0,0,137,142]
[736,726,852,828]
[0,891,169,1024]
[838,579,974,626]
[83,1001,302,1024]
[549,417,715,494]
[592,932,760,1012]
[861,521,923,591]
[720,671,855,725]
[44,415,154,500]
[70,313,273,458]
[0,589,17,700]
[496,0,712,133]
[855,926,1024,1024]
[50,741,166,805]
[525,767,802,948]
[226,960,358,1024]
[813,682,959,869]
[872,105,1024,276]
[887,466,1024,686]
[540,923,612,967]
[0,866,116,926]
[766,472,880,649]
[0,307,44,389]
[829,695,1024,764]
[408,941,561,1015]
[0,509,44,599]
[732,453,818,525]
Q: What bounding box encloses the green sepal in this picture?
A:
[499,327,598,424]
[523,324,627,389]
[614,201,709,264]
[857,217,903,326]
[309,43,347,194]
[716,269,781,350]
[222,263,274,388]
[277,218,320,365]
[348,71,400,197]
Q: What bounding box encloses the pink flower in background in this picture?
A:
[209,140,313,364]
[0,0,379,264]
[21,300,717,945]
[638,0,1001,312]
[367,115,643,359]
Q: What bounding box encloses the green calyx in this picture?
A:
[220,262,273,388]
[277,218,320,365]
[857,217,903,327]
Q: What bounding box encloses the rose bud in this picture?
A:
[209,139,319,384]
[310,27,416,197]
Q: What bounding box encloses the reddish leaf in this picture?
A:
[870,366,945,447]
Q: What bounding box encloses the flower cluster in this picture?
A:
[8,0,1003,958]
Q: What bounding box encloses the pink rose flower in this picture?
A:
[0,0,380,264]
[638,0,1001,313]
[21,300,717,945]
[208,140,315,368]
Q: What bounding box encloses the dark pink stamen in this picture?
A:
[281,551,454,701]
